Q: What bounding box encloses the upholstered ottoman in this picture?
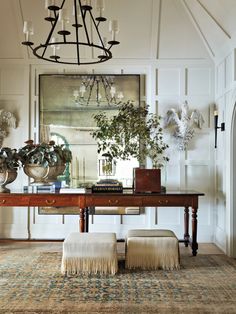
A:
[61,232,118,275]
[125,229,180,270]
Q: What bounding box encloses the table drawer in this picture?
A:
[29,195,81,207]
[86,195,142,207]
[0,196,29,206]
[141,196,193,207]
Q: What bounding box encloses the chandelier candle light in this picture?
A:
[22,0,120,65]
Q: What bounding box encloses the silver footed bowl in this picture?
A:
[23,164,49,185]
[0,169,17,193]
[46,164,66,183]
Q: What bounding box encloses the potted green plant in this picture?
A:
[18,140,72,185]
[0,147,20,192]
[91,101,169,192]
[49,141,72,183]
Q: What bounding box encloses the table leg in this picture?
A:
[85,207,89,232]
[191,207,198,256]
[79,207,85,232]
[184,206,190,247]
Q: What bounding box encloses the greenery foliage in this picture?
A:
[91,101,169,168]
[0,147,19,172]
[18,140,72,167]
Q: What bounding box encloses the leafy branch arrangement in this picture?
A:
[91,101,169,168]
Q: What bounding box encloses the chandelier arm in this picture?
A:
[27,45,34,52]
[53,9,57,20]
[41,0,66,58]
[112,96,117,104]
[89,11,109,58]
[104,76,112,89]
[49,9,58,26]
[86,76,95,106]
[89,11,102,43]
[84,76,91,89]
[101,76,111,106]
[46,10,57,28]
[79,1,91,45]
[96,79,99,104]
[74,0,80,64]
[107,44,114,51]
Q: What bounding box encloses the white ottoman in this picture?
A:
[125,229,180,270]
[61,232,118,275]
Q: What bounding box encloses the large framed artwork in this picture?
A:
[39,74,140,189]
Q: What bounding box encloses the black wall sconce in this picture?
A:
[214,109,225,148]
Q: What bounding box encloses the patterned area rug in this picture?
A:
[0,244,236,314]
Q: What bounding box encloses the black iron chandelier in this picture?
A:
[22,0,120,65]
[73,75,124,106]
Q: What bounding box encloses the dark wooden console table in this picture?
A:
[0,190,204,256]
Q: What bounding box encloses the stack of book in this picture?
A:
[92,179,123,193]
[23,185,53,193]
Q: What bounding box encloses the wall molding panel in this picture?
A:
[0,59,214,242]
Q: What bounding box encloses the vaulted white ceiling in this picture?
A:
[1,0,236,62]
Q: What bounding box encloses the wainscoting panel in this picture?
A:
[120,214,146,226]
[157,207,181,225]
[165,164,181,190]
[225,53,233,90]
[216,61,225,98]
[187,67,211,96]
[186,165,210,190]
[186,132,210,160]
[90,215,118,225]
[157,68,181,96]
[0,67,25,95]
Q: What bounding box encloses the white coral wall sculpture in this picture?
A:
[0,109,17,147]
[164,102,204,150]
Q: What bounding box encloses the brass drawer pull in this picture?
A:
[45,199,56,205]
[0,199,6,204]
[158,200,169,204]
[108,199,119,205]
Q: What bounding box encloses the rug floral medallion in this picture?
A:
[0,243,236,314]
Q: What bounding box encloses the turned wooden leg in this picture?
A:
[85,207,89,232]
[79,207,85,232]
[191,207,198,256]
[184,206,190,247]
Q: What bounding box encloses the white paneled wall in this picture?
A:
[215,50,235,254]
[0,61,215,241]
[0,0,235,250]
[155,64,214,241]
[88,63,214,241]
[0,65,29,238]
